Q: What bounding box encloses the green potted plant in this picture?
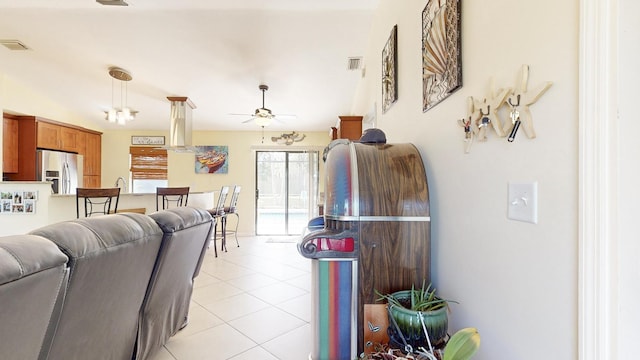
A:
[359,327,480,360]
[375,281,455,351]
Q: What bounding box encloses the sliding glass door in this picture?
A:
[255,150,319,235]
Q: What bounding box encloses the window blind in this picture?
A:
[130,146,167,180]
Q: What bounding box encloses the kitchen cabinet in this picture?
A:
[83,175,101,188]
[4,115,102,184]
[332,116,362,140]
[37,121,82,153]
[36,121,61,150]
[83,132,101,179]
[2,116,19,173]
[60,127,81,153]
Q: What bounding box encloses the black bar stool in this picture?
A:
[76,187,121,218]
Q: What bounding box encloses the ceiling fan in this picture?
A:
[233,84,295,127]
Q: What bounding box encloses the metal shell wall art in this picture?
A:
[422,0,462,112]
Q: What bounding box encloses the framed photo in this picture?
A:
[12,191,23,204]
[24,200,35,214]
[131,136,165,145]
[382,25,398,114]
[422,0,462,112]
[194,146,228,174]
[1,200,11,213]
[24,191,38,201]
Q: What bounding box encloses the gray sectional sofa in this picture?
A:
[0,206,214,360]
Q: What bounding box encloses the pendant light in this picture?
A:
[105,66,137,125]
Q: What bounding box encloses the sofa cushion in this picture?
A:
[0,235,68,360]
[30,213,164,360]
[136,207,213,359]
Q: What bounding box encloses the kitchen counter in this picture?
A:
[48,190,216,224]
[0,182,216,236]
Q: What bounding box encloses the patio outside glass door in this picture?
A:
[255,150,319,235]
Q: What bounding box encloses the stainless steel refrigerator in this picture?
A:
[36,149,83,194]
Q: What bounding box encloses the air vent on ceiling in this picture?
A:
[347,57,363,71]
[0,40,30,51]
[96,0,129,6]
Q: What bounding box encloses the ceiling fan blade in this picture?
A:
[273,114,297,119]
[231,85,297,127]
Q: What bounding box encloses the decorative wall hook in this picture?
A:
[457,116,474,154]
[476,102,491,141]
[502,65,553,139]
[507,94,521,142]
[472,84,510,140]
[457,97,478,153]
[456,67,551,153]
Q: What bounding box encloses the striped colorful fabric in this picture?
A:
[315,260,353,360]
[324,142,353,217]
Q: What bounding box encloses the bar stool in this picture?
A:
[156,187,190,211]
[76,187,121,218]
[208,186,229,257]
[223,185,241,249]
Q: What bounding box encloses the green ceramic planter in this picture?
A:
[387,290,449,349]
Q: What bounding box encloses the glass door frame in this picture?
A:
[254,150,319,236]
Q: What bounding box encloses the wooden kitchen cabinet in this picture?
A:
[333,116,363,140]
[83,175,101,188]
[36,121,61,150]
[60,127,81,153]
[76,130,87,155]
[84,132,102,177]
[37,120,81,152]
[4,115,102,183]
[2,116,19,173]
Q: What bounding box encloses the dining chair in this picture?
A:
[156,187,190,211]
[76,187,121,218]
[207,186,229,257]
[223,185,241,249]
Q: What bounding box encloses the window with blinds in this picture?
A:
[130,146,167,179]
[130,146,168,193]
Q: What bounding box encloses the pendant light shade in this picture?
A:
[104,66,137,124]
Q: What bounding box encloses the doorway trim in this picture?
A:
[578,0,618,359]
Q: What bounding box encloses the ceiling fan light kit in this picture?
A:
[235,84,297,128]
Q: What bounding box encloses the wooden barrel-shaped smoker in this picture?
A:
[299,137,430,358]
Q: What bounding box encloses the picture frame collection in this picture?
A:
[0,190,38,214]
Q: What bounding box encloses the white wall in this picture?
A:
[0,73,95,128]
[352,1,578,359]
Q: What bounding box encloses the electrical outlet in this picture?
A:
[507,182,538,224]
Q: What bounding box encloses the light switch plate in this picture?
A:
[507,182,538,224]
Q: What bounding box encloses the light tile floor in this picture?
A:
[150,236,313,360]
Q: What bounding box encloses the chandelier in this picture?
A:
[105,66,137,125]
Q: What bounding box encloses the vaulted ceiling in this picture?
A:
[0,0,376,132]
